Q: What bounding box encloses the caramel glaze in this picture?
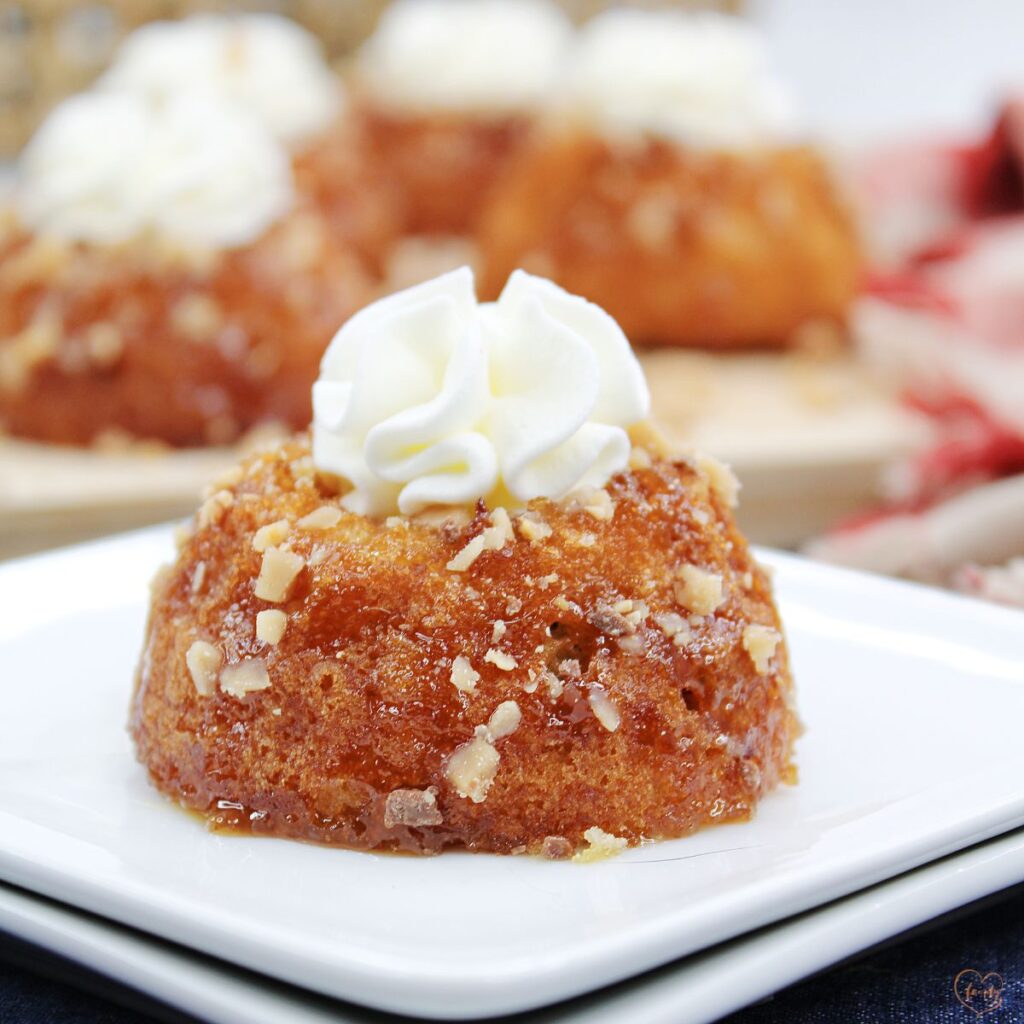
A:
[0,207,373,447]
[355,103,532,236]
[131,436,799,855]
[477,132,861,349]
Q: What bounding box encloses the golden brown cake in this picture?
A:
[0,213,372,447]
[478,8,861,348]
[478,135,861,348]
[131,433,797,855]
[130,267,799,857]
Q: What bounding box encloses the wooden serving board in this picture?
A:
[0,349,929,561]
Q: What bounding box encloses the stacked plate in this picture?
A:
[2,528,1023,1023]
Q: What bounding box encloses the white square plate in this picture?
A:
[1,528,1023,1019]
[5,827,1024,1024]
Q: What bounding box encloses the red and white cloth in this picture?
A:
[810,101,1024,607]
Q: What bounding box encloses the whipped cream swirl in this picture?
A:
[17,91,294,249]
[356,0,572,115]
[312,268,650,516]
[559,10,797,149]
[101,14,341,144]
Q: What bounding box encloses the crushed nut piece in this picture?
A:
[209,465,244,490]
[85,322,123,367]
[674,564,724,616]
[297,505,342,530]
[742,624,782,675]
[518,513,553,542]
[573,826,628,864]
[450,655,480,694]
[447,507,516,570]
[447,534,485,572]
[628,446,653,471]
[698,453,740,509]
[654,611,690,638]
[255,547,305,603]
[219,658,271,698]
[583,488,614,521]
[492,619,507,642]
[542,836,574,860]
[616,634,645,656]
[185,640,222,696]
[542,670,564,699]
[557,659,582,679]
[190,561,207,595]
[484,648,518,671]
[197,490,233,529]
[587,604,634,636]
[384,787,444,829]
[487,700,522,739]
[588,688,621,732]
[628,420,675,459]
[252,519,291,552]
[446,726,500,803]
[484,506,515,548]
[256,609,288,645]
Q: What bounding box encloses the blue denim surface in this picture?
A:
[2,885,1023,1024]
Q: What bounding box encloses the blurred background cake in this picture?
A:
[0,81,373,446]
[478,9,861,348]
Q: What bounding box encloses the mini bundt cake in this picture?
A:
[351,0,571,236]
[131,268,799,856]
[478,10,861,348]
[0,90,373,447]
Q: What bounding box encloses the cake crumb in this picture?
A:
[674,564,724,616]
[446,726,500,803]
[588,688,621,732]
[297,505,342,530]
[450,655,480,694]
[185,640,222,697]
[256,609,288,645]
[255,547,305,603]
[742,624,782,675]
[219,658,271,698]
[487,700,522,739]
[384,787,444,829]
[252,519,291,552]
[573,826,628,864]
[484,648,518,671]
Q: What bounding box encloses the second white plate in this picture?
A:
[1,529,1023,1019]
